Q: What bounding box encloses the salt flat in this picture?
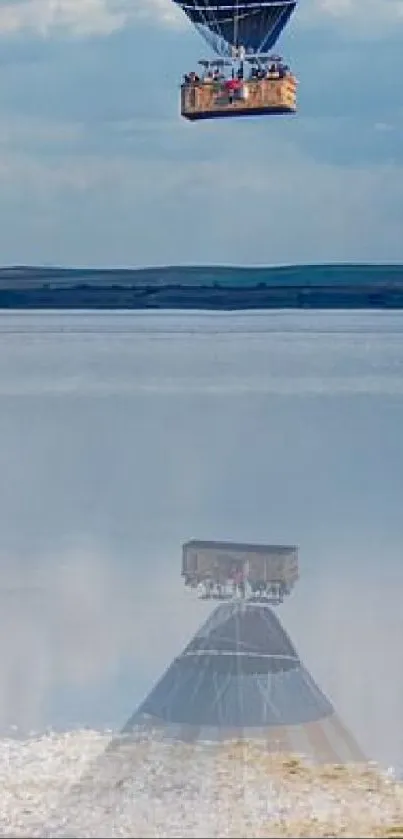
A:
[1,731,402,838]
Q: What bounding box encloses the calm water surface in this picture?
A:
[0,309,402,766]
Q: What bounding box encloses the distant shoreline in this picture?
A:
[0,264,402,309]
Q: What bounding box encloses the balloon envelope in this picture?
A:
[172,0,297,57]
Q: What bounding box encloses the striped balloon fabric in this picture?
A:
[171,0,297,57]
[124,601,365,764]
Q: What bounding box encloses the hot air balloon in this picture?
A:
[174,1,298,121]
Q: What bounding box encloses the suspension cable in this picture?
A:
[199,0,226,56]
[234,0,240,54]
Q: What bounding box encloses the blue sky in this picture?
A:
[0,0,402,266]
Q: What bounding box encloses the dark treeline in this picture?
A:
[1,264,403,309]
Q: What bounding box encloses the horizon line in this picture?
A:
[1,262,403,273]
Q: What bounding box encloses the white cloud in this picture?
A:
[135,0,183,26]
[0,0,182,38]
[297,0,403,33]
[0,0,120,36]
[316,0,403,18]
[0,130,401,265]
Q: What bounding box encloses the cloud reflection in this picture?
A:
[0,312,402,768]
